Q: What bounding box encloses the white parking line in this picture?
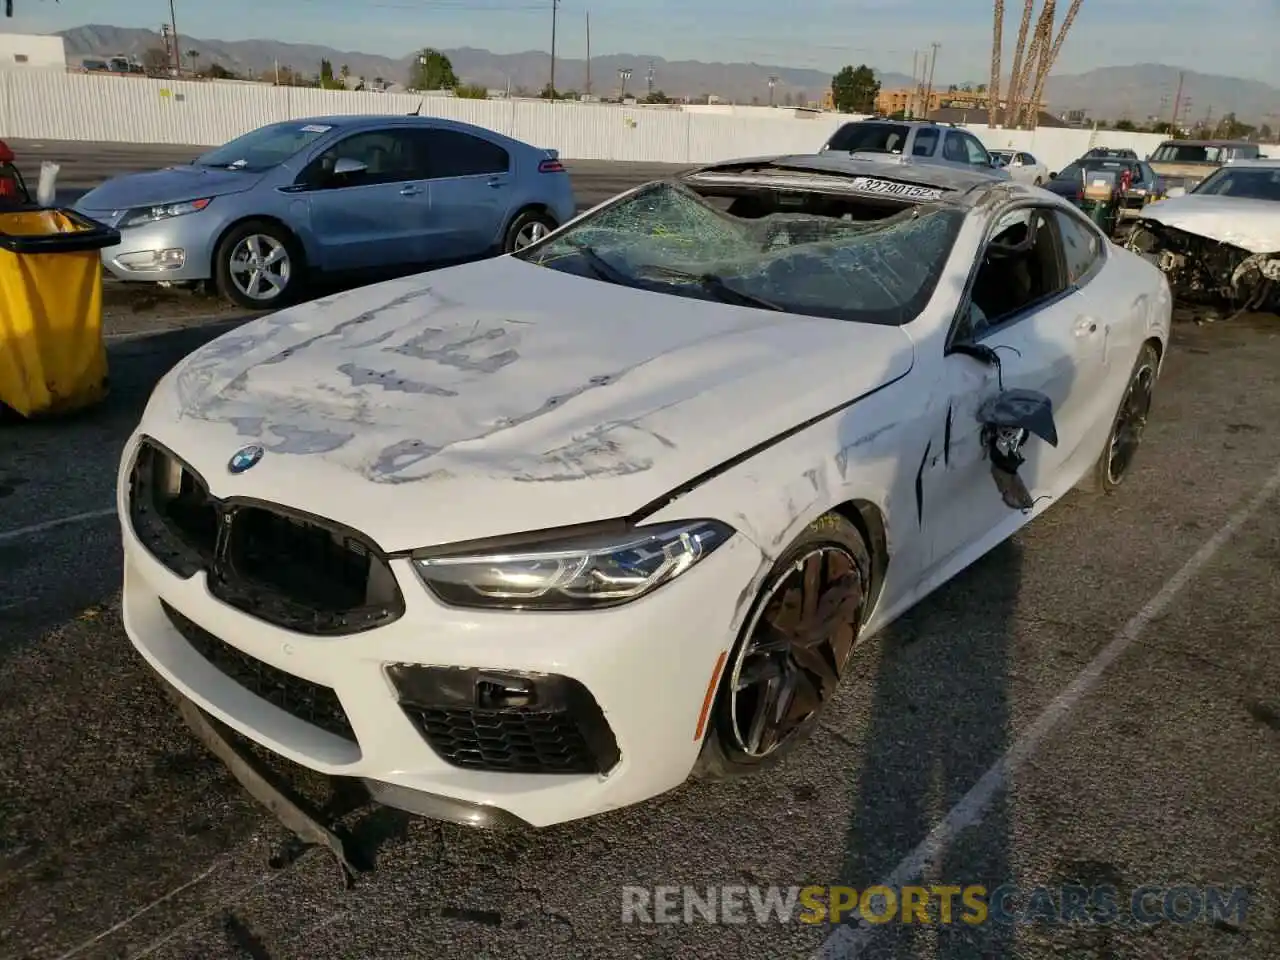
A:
[816,462,1280,959]
[0,508,116,546]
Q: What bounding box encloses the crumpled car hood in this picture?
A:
[141,255,916,551]
[1140,195,1280,254]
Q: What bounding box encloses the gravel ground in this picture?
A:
[1,312,1277,959]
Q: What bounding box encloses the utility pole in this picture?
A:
[618,67,632,100]
[910,50,919,117]
[1167,70,1184,135]
[168,0,182,76]
[768,75,778,106]
[548,0,559,97]
[923,42,940,118]
[647,60,655,98]
[584,11,591,96]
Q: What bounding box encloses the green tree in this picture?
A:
[410,49,458,90]
[1113,119,1136,131]
[1260,123,1273,141]
[539,83,558,99]
[830,64,879,113]
[319,58,343,89]
[207,62,235,80]
[1214,112,1255,140]
[455,83,488,99]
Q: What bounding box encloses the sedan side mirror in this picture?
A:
[332,157,368,177]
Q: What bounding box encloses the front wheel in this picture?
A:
[693,513,872,780]
[215,221,304,311]
[1080,342,1159,494]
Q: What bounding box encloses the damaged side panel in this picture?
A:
[1128,220,1280,316]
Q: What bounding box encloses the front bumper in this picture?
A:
[77,210,216,283]
[117,434,762,828]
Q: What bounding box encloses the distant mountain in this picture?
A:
[1042,64,1278,127]
[56,26,1278,122]
[56,25,914,102]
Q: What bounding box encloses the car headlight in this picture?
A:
[413,519,735,610]
[119,197,212,228]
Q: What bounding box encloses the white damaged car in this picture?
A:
[1127,158,1280,315]
[119,153,1172,834]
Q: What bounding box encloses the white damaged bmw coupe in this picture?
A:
[119,153,1172,832]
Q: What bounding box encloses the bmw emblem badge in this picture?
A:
[228,444,265,475]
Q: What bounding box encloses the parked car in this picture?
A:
[1082,147,1139,161]
[73,115,577,309]
[1146,139,1263,197]
[820,119,1010,180]
[1046,157,1165,218]
[119,153,1170,832]
[1127,157,1280,314]
[989,149,1049,185]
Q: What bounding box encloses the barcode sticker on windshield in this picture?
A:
[849,177,944,201]
[300,124,332,133]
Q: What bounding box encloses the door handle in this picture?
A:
[400,184,424,196]
[1074,317,1099,336]
[487,176,505,188]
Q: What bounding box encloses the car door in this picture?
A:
[413,127,514,261]
[296,128,431,271]
[925,203,1109,570]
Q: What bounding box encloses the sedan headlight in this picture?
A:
[119,197,212,228]
[413,520,735,610]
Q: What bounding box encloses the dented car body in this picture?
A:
[118,153,1171,832]
[1127,159,1280,314]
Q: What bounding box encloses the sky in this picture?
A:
[7,0,1276,84]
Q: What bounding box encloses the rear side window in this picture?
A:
[826,123,911,155]
[912,128,940,156]
[942,132,969,163]
[416,128,510,178]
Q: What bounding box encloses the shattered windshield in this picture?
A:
[195,122,334,171]
[1192,168,1280,201]
[515,179,965,326]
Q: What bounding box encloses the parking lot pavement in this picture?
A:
[1,312,1278,960]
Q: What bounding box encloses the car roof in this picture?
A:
[682,152,1020,207]
[1217,157,1280,169]
[1157,138,1257,147]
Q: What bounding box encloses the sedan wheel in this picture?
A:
[503,209,558,254]
[514,220,550,249]
[1080,341,1160,494]
[1106,356,1155,486]
[229,233,291,302]
[694,513,872,778]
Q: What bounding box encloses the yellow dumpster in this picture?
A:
[0,207,121,419]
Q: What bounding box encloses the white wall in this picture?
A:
[0,33,67,71]
[0,70,1169,172]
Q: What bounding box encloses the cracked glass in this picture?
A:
[519,180,965,326]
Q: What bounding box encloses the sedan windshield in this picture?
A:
[194,122,335,171]
[1192,167,1280,201]
[514,180,965,326]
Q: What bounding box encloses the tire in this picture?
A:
[1079,342,1159,494]
[214,220,305,311]
[693,513,872,780]
[502,208,557,254]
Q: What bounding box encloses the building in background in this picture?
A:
[0,32,66,70]
[874,85,1047,120]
